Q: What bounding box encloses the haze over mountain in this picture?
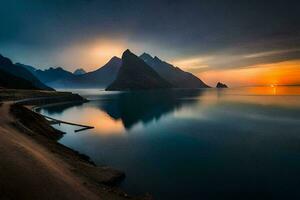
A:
[48,52,209,89]
[16,63,76,84]
[8,50,210,90]
[106,50,172,91]
[51,56,122,88]
[140,53,209,88]
[0,55,53,90]
[35,67,75,84]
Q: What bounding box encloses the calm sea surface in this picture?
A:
[38,86,300,200]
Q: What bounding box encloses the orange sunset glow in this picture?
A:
[57,107,125,134]
[197,59,300,87]
[2,1,300,199]
[79,108,125,134]
[58,39,128,70]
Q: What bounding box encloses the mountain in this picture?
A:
[0,54,53,90]
[106,50,172,91]
[16,63,75,84]
[15,63,36,74]
[216,82,228,88]
[0,69,39,90]
[51,56,122,88]
[16,64,77,85]
[73,68,86,75]
[33,67,75,84]
[140,53,209,88]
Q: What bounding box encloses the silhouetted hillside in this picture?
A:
[0,69,39,90]
[0,55,53,90]
[106,50,172,91]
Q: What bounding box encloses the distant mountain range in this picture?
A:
[0,50,214,91]
[0,55,53,90]
[50,56,122,88]
[50,50,210,90]
[16,64,75,84]
[106,50,172,90]
[73,68,86,75]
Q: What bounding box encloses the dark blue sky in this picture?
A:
[1,0,300,85]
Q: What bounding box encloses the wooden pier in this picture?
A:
[15,97,94,133]
[40,114,94,132]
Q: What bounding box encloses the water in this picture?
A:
[38,86,300,200]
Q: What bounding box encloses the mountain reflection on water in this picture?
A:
[40,89,203,129]
[37,87,300,200]
[95,89,203,129]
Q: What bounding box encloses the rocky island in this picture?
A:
[216,82,228,88]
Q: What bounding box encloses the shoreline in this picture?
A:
[0,89,150,200]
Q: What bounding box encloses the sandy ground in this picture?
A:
[0,102,143,200]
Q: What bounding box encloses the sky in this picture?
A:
[1,0,300,86]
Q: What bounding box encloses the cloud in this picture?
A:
[243,48,300,59]
[0,0,300,82]
[177,46,300,74]
[172,57,212,70]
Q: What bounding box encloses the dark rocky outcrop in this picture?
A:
[140,53,210,88]
[106,50,172,91]
[216,82,228,88]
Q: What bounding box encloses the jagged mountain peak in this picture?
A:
[123,49,132,56]
[111,56,121,60]
[108,56,122,64]
[106,50,172,91]
[140,53,153,61]
[153,56,160,60]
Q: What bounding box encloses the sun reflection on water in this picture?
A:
[80,107,125,135]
